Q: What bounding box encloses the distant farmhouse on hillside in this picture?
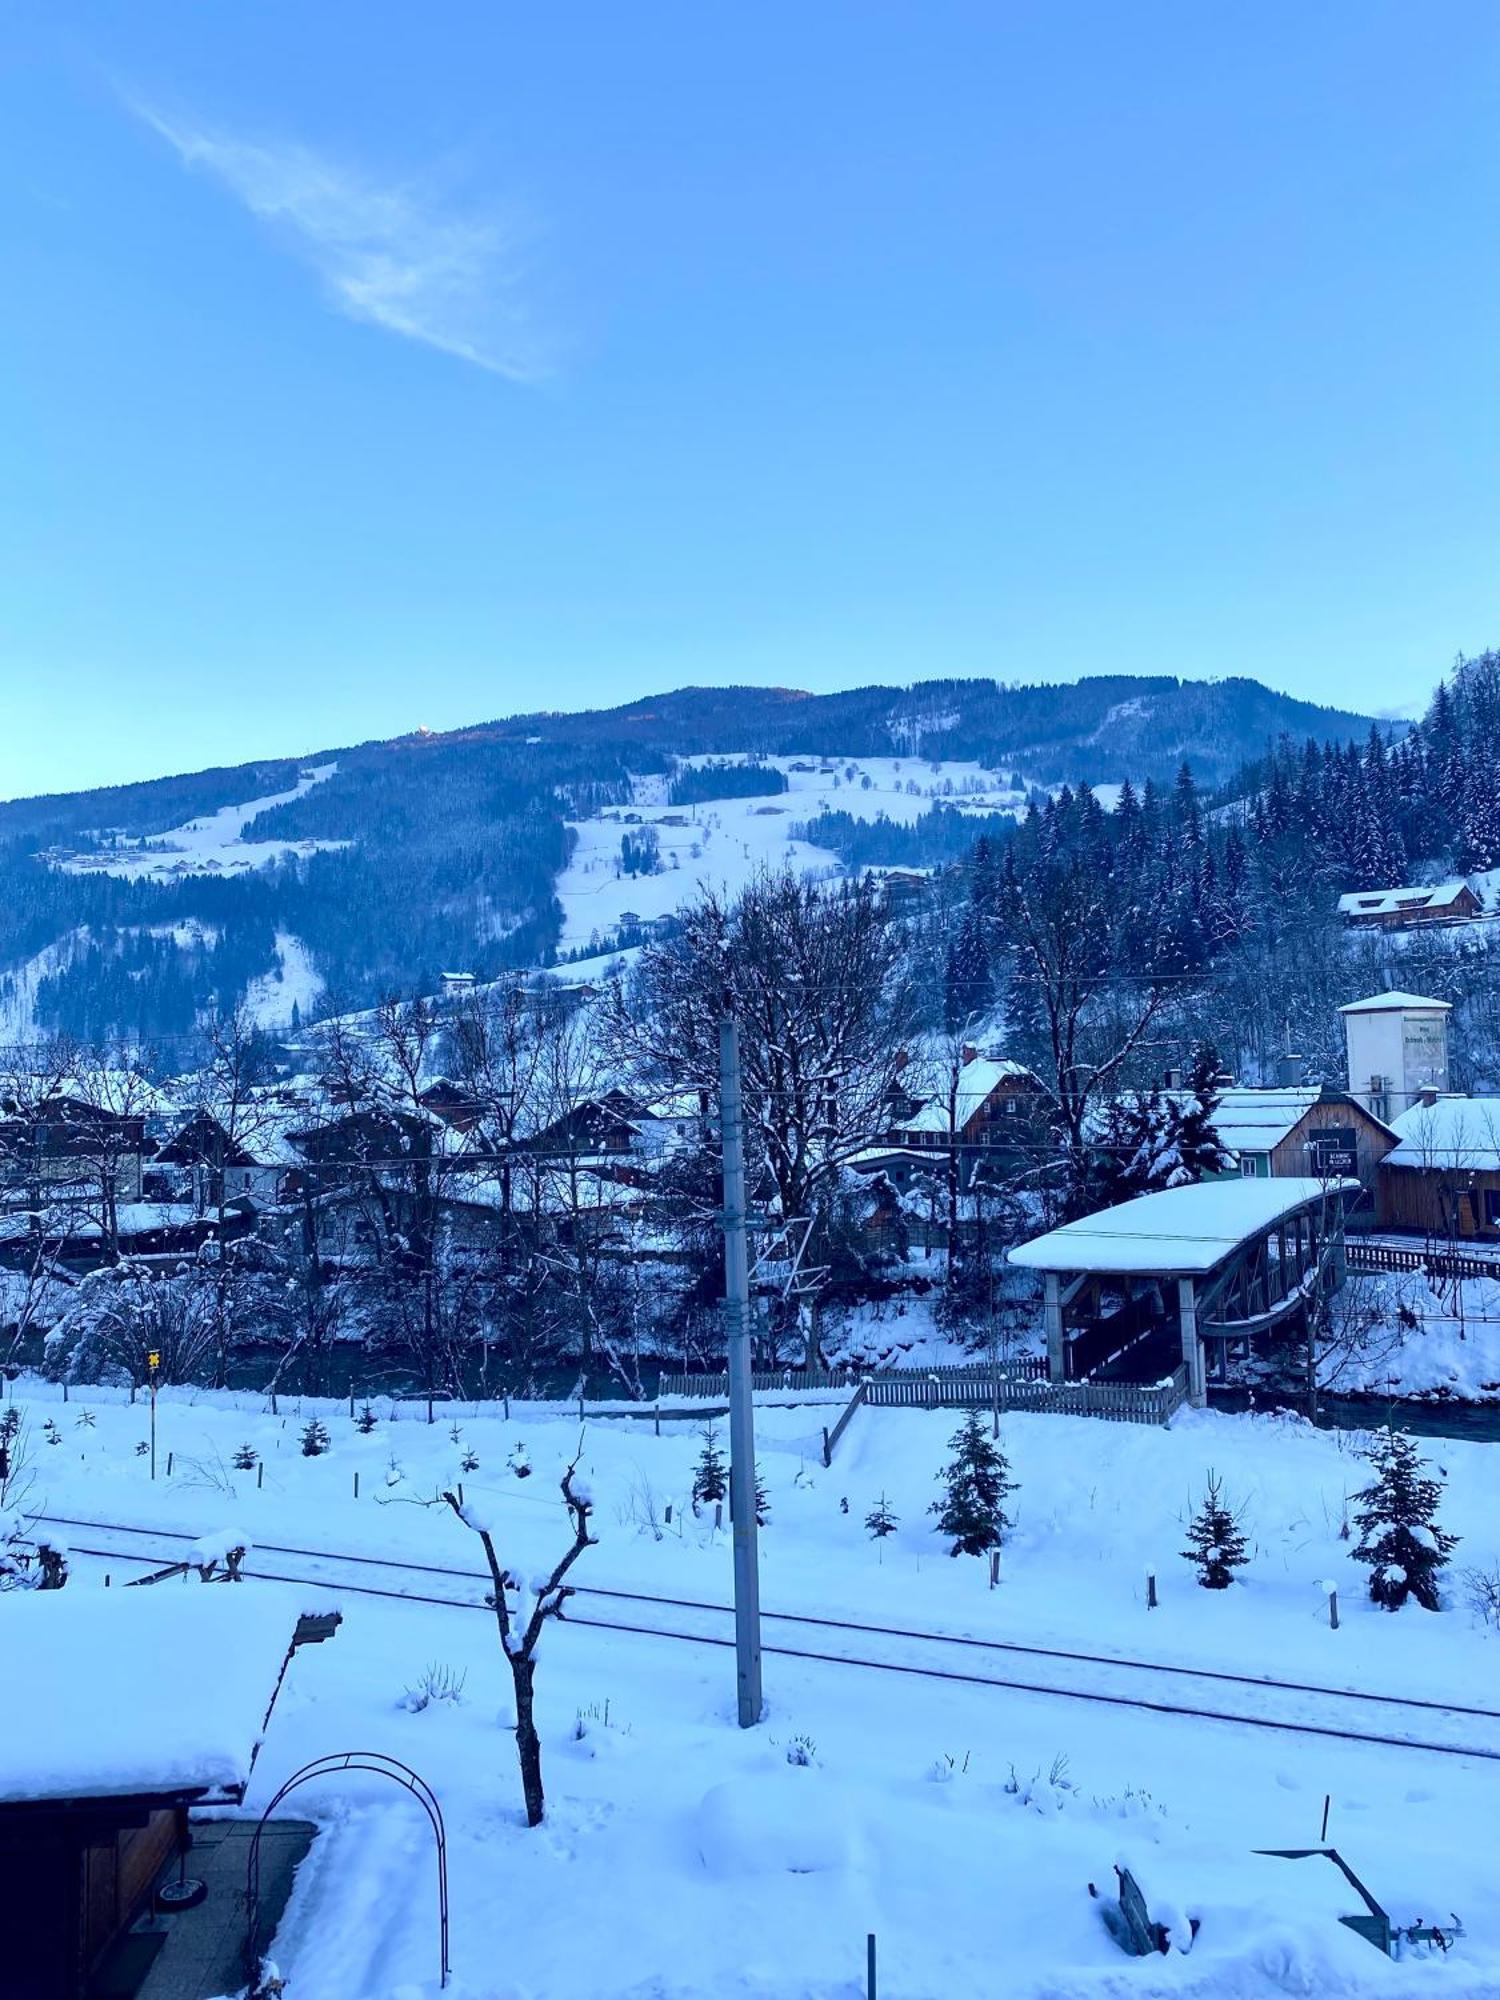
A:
[1337,879,1482,930]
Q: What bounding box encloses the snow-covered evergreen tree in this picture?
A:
[1181,1472,1248,1589]
[692,1423,728,1508]
[865,1492,899,1539]
[931,1408,1015,1557]
[299,1417,331,1457]
[1352,1427,1458,1611]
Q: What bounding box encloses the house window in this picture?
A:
[1241,1153,1270,1178]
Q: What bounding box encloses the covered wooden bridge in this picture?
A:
[1008,1176,1355,1407]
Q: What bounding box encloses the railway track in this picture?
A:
[39,1510,1500,1766]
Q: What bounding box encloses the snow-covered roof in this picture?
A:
[0,1586,328,1805]
[1385,1096,1500,1174]
[1007,1176,1358,1277]
[1337,990,1452,1015]
[896,1058,1038,1136]
[1336,881,1475,917]
[1201,1087,1393,1157]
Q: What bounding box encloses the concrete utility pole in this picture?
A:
[719,1009,763,1727]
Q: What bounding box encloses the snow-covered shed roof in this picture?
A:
[1008,1176,1357,1278]
[1385,1096,1500,1174]
[0,1585,332,1806]
[1337,990,1452,1015]
[1336,881,1476,918]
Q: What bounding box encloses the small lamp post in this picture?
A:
[148,1350,160,1481]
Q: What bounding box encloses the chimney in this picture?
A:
[960,1044,978,1067]
[1164,1068,1184,1091]
[1278,1054,1304,1088]
[1418,1086,1439,1108]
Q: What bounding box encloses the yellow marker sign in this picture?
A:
[148,1351,160,1373]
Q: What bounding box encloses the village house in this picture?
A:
[1209,1083,1396,1188]
[1336,879,1482,930]
[1375,1093,1500,1240]
[0,1093,149,1207]
[856,1051,1052,1195]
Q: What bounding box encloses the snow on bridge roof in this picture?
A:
[0,1584,332,1806]
[1007,1176,1357,1278]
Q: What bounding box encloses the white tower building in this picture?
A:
[1339,990,1451,1121]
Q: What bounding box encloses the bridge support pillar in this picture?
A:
[1177,1277,1206,1408]
[1044,1272,1066,1384]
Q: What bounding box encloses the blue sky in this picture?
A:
[2,4,1497,798]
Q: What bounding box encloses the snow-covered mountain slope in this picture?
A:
[51,764,345,882]
[557,754,1029,953]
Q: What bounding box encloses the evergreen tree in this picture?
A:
[1351,1427,1458,1611]
[1181,1471,1249,1588]
[299,1417,331,1457]
[691,1423,728,1507]
[355,1402,379,1434]
[232,1441,258,1470]
[864,1492,899,1539]
[931,1408,1015,1557]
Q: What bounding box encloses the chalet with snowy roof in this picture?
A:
[1207,1084,1396,1187]
[856,1052,1052,1193]
[1376,1094,1500,1239]
[0,1587,336,2000]
[149,1109,289,1211]
[1336,879,1481,930]
[0,1094,148,1206]
[513,1089,654,1162]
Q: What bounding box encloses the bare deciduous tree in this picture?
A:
[441,1459,597,1826]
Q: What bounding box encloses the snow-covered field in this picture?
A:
[555,755,1030,954]
[9,1379,1500,1997]
[50,764,346,882]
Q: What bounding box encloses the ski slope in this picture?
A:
[556,753,1030,953]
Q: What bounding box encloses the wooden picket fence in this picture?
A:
[661,1354,1184,1428]
[1347,1239,1500,1284]
[657,1357,1049,1399]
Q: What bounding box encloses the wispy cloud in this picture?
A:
[132,103,548,380]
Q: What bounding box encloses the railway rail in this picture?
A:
[38,1510,1500,1767]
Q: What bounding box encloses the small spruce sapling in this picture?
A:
[931,1408,1015,1557]
[1181,1472,1249,1589]
[299,1418,331,1458]
[754,1462,770,1528]
[355,1402,379,1435]
[691,1424,728,1510]
[1352,1427,1458,1612]
[865,1492,899,1539]
[232,1442,259,1471]
[460,1448,480,1474]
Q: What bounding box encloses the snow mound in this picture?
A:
[695,1774,861,1877]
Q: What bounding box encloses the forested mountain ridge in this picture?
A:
[475,676,1390,787]
[0,669,1415,1049]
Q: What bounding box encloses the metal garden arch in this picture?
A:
[244,1751,449,1988]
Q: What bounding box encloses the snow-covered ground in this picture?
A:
[50,764,346,882]
[555,755,1031,954]
[0,928,83,1043]
[243,930,326,1028]
[9,1380,1500,1997]
[1334,1266,1500,1403]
